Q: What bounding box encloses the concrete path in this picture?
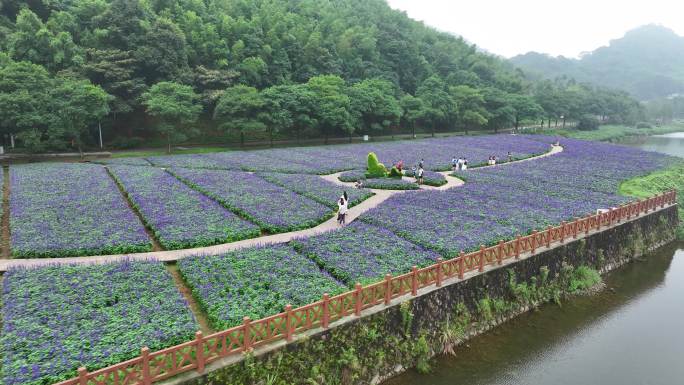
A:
[0,145,562,271]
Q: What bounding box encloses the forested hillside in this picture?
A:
[0,0,643,152]
[512,25,684,101]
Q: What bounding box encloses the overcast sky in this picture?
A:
[386,0,684,58]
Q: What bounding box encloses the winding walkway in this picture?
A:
[0,145,563,271]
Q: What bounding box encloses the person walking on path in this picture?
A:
[507,151,513,162]
[418,158,424,169]
[462,158,468,171]
[416,166,424,184]
[337,192,349,225]
[451,156,458,171]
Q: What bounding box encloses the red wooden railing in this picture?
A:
[57,190,677,385]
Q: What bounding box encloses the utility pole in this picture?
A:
[98,122,103,149]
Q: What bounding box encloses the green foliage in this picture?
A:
[577,115,600,131]
[0,0,644,151]
[142,81,201,153]
[537,123,684,142]
[567,266,602,293]
[213,84,266,145]
[619,160,684,238]
[413,334,431,374]
[388,166,402,178]
[400,301,414,337]
[365,152,387,178]
[0,59,110,152]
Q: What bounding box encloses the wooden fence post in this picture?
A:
[242,317,251,351]
[497,240,504,265]
[285,304,293,342]
[584,217,590,235]
[78,367,88,385]
[560,221,566,243]
[436,258,443,286]
[573,218,579,238]
[322,294,330,329]
[411,266,418,295]
[546,226,552,248]
[458,252,465,279]
[384,274,392,305]
[515,235,521,259]
[479,245,485,272]
[141,347,151,385]
[195,331,205,373]
[354,283,362,316]
[531,231,537,254]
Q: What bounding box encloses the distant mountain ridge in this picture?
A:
[511,25,684,100]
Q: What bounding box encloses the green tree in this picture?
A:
[399,94,424,139]
[0,60,53,148]
[449,85,488,134]
[306,75,353,144]
[511,94,543,130]
[213,85,265,146]
[349,78,402,138]
[142,81,202,153]
[416,75,454,137]
[49,78,111,154]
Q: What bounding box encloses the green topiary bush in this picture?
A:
[388,166,402,178]
[365,152,387,178]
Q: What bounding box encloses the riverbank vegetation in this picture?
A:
[534,122,684,142]
[0,0,643,153]
[620,161,684,238]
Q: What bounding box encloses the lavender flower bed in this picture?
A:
[170,168,331,233]
[1,260,197,385]
[9,164,150,257]
[292,222,440,284]
[258,172,373,208]
[362,178,420,190]
[146,154,230,170]
[403,169,448,186]
[178,245,346,329]
[109,166,260,249]
[338,169,366,182]
[98,157,151,166]
[141,134,550,174]
[364,139,673,256]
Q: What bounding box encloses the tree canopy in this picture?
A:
[0,0,645,151]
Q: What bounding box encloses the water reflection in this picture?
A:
[386,243,684,385]
[624,132,684,158]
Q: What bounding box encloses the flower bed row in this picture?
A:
[403,169,448,186]
[9,164,151,257]
[178,245,346,329]
[108,166,260,249]
[292,222,439,285]
[257,172,373,208]
[1,260,197,385]
[169,168,332,233]
[127,134,550,174]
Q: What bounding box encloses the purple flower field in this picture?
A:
[9,164,151,257]
[258,172,374,208]
[109,166,260,249]
[127,134,551,174]
[293,222,440,285]
[178,245,346,329]
[170,168,332,233]
[362,138,674,255]
[1,260,197,385]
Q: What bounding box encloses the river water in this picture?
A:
[386,135,684,385]
[622,131,684,158]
